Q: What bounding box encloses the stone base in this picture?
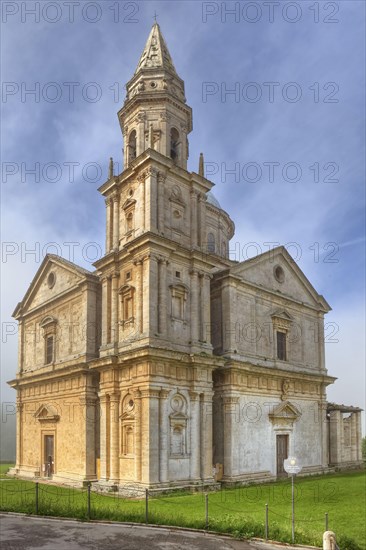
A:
[331,461,364,471]
[221,470,274,487]
[93,478,220,497]
[7,466,40,479]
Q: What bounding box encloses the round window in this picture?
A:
[274,265,285,283]
[47,272,56,289]
[150,81,157,88]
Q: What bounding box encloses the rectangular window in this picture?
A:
[277,331,287,361]
[45,335,54,364]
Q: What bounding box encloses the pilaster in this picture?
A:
[112,194,120,250]
[159,388,170,483]
[157,172,166,233]
[105,198,112,253]
[110,272,120,344]
[98,393,110,481]
[189,391,201,480]
[109,392,120,482]
[190,270,199,343]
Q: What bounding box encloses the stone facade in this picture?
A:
[8,23,363,487]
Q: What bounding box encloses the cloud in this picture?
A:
[1,1,365,433]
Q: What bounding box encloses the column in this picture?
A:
[109,392,120,482]
[189,391,200,480]
[190,270,199,343]
[201,274,212,344]
[105,198,112,253]
[159,112,169,157]
[158,259,168,336]
[198,194,207,248]
[81,390,97,479]
[190,190,198,248]
[137,174,146,231]
[329,410,341,465]
[222,395,240,478]
[356,412,362,461]
[101,277,109,346]
[318,314,326,370]
[112,194,120,250]
[159,389,170,483]
[88,284,98,356]
[98,393,109,481]
[110,273,120,344]
[140,389,149,484]
[200,392,214,481]
[180,124,188,169]
[149,256,159,335]
[136,113,146,156]
[350,412,357,462]
[149,389,161,483]
[145,168,158,231]
[133,389,142,482]
[157,173,166,233]
[15,399,23,469]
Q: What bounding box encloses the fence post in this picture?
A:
[145,489,149,524]
[35,482,39,515]
[265,503,268,540]
[325,512,329,531]
[87,483,91,520]
[205,493,209,530]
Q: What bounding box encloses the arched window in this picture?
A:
[126,211,134,233]
[170,128,180,162]
[40,316,57,365]
[207,232,215,253]
[128,130,137,164]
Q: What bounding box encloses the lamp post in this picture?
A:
[284,456,302,543]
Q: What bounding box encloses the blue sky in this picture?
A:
[1,1,365,428]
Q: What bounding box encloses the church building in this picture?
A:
[8,23,362,488]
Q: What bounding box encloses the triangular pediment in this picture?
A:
[122,198,136,210]
[169,410,188,420]
[271,309,293,321]
[269,400,302,422]
[13,254,98,318]
[35,404,60,422]
[230,246,330,312]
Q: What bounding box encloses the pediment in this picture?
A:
[122,198,136,210]
[269,400,302,425]
[169,410,188,420]
[13,254,98,318]
[35,404,60,422]
[230,246,330,312]
[120,411,135,420]
[169,185,186,206]
[271,309,293,321]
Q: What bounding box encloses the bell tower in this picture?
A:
[118,23,192,170]
[92,22,234,489]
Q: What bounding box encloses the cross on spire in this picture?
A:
[153,11,158,23]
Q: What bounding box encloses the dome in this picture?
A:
[206,191,222,209]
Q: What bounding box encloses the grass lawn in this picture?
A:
[1,466,365,550]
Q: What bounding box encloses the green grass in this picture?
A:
[1,468,365,550]
[0,464,13,478]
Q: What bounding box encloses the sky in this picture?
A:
[1,1,365,433]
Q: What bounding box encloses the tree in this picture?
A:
[362,436,366,466]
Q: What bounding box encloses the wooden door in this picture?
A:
[44,435,54,477]
[276,434,288,476]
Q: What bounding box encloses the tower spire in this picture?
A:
[134,22,178,77]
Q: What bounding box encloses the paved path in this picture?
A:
[0,514,318,550]
[0,514,255,550]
